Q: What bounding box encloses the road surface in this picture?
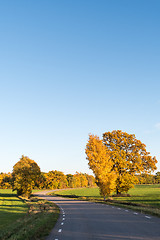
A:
[35,191,160,240]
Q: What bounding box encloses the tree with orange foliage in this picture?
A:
[0,172,12,189]
[85,134,117,200]
[45,170,68,189]
[103,130,157,194]
[12,155,41,197]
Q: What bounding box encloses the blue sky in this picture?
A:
[0,0,160,174]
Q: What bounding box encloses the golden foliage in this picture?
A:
[12,155,41,197]
[85,134,117,199]
[86,130,157,196]
[0,172,12,189]
[44,170,68,189]
[103,130,157,194]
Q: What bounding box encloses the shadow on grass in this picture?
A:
[0,192,28,213]
[0,209,26,216]
[0,192,22,202]
[0,205,28,210]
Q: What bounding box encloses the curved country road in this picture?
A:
[34,191,160,240]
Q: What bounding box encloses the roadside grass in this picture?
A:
[0,189,28,230]
[0,189,59,240]
[52,185,160,217]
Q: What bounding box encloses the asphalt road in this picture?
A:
[35,191,160,240]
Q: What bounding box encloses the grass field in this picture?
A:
[53,185,160,217]
[0,189,59,240]
[0,189,28,230]
[113,184,160,208]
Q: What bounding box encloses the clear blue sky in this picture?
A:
[0,0,160,174]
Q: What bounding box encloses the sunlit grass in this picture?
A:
[54,187,101,199]
[115,184,160,208]
[0,189,28,229]
[0,189,59,240]
[54,185,160,207]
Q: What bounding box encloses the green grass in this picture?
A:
[0,189,28,230]
[0,189,59,240]
[53,185,160,217]
[113,184,160,208]
[54,187,101,200]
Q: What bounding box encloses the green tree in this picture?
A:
[103,130,157,194]
[12,155,41,197]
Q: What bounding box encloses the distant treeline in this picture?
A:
[0,171,97,189]
[137,172,160,185]
[0,171,160,190]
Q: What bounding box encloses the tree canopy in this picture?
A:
[103,130,157,194]
[12,155,41,197]
[85,134,117,199]
[44,170,68,189]
[86,130,157,197]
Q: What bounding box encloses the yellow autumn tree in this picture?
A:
[85,134,117,200]
[0,172,12,189]
[103,130,157,194]
[44,170,68,189]
[12,155,41,198]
